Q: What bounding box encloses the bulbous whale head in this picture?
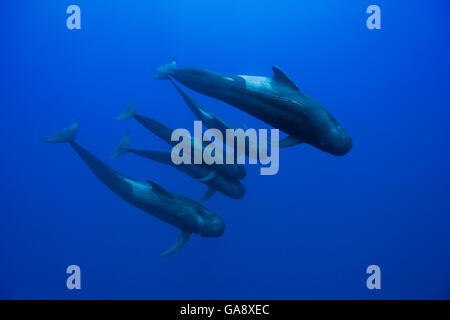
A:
[199,210,225,237]
[319,112,352,156]
[227,180,246,200]
[299,96,352,156]
[177,202,225,238]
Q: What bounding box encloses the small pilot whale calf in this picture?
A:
[40,119,225,257]
[116,100,247,180]
[111,130,245,202]
[155,58,352,156]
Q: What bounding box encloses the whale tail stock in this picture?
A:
[40,118,80,144]
[111,130,130,159]
[153,57,177,79]
[116,99,136,120]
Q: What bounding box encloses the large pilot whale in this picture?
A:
[116,100,247,180]
[111,130,245,202]
[155,59,352,156]
[40,119,225,257]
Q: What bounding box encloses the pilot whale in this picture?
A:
[168,78,268,160]
[169,77,235,136]
[116,99,247,180]
[41,119,225,257]
[111,130,245,202]
[155,59,352,156]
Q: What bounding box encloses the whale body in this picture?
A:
[168,78,267,160]
[116,99,247,180]
[155,59,352,156]
[41,119,225,257]
[111,130,245,202]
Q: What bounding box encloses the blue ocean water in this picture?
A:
[1,0,450,299]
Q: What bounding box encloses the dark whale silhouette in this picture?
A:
[111,130,245,202]
[116,99,247,180]
[41,119,225,257]
[168,78,267,161]
[155,59,352,156]
[169,77,235,135]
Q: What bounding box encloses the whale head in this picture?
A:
[227,180,246,200]
[327,118,353,156]
[198,210,225,237]
[303,97,352,156]
[320,113,353,156]
[177,202,225,238]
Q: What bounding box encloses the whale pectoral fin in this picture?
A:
[272,66,300,92]
[159,230,191,258]
[197,170,219,182]
[199,188,216,202]
[197,105,214,120]
[146,180,175,198]
[272,136,303,148]
[209,113,235,130]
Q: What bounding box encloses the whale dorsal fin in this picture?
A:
[272,66,300,91]
[147,180,174,198]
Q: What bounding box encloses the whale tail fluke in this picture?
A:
[116,99,136,120]
[111,130,130,159]
[40,118,79,144]
[153,57,177,79]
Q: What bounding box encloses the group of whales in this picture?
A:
[41,59,352,257]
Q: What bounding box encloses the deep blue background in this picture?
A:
[1,0,449,299]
